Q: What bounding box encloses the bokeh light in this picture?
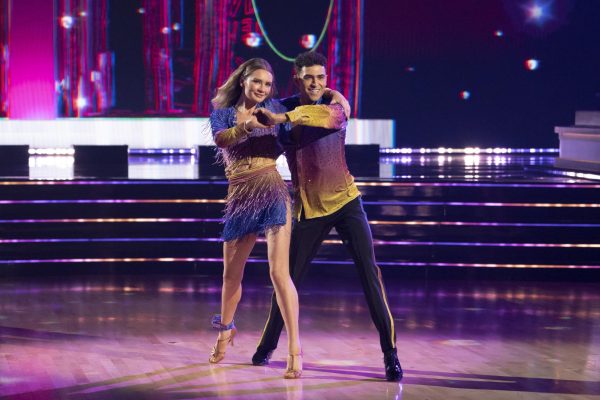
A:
[523,1,553,25]
[525,58,540,70]
[75,97,87,109]
[60,15,74,29]
[300,34,316,49]
[243,32,262,48]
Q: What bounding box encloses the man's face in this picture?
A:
[294,65,327,104]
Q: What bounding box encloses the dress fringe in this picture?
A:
[222,169,290,241]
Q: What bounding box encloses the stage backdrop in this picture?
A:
[70,0,363,116]
[3,1,599,147]
[361,0,600,147]
[0,0,362,118]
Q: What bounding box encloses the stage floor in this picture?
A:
[1,275,599,400]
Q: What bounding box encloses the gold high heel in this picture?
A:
[284,353,303,379]
[208,328,236,363]
[208,314,236,364]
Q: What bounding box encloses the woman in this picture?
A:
[208,58,302,379]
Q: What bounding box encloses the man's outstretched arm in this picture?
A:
[255,103,346,130]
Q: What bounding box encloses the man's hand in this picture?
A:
[328,90,351,119]
[254,108,287,125]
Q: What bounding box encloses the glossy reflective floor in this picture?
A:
[1,275,599,400]
[15,152,600,183]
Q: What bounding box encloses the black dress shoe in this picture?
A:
[251,346,275,366]
[383,350,403,381]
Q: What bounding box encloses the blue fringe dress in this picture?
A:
[209,99,290,242]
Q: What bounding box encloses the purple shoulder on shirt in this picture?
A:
[209,107,235,138]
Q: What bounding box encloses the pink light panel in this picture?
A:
[0,0,8,115]
[8,0,56,119]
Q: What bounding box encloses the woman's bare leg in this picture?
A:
[218,233,256,340]
[209,233,257,363]
[265,205,301,356]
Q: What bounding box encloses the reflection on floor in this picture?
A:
[20,151,600,182]
[0,275,598,399]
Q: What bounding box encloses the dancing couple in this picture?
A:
[207,52,403,381]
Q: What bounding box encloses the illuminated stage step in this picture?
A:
[1,220,596,244]
[0,179,598,271]
[2,179,598,200]
[0,201,597,222]
[1,240,596,267]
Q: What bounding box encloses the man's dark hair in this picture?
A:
[294,51,327,74]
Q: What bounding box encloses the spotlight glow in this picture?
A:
[523,1,552,25]
[243,32,262,48]
[529,4,544,19]
[75,97,87,109]
[525,59,540,70]
[300,34,316,49]
[61,15,74,29]
[460,91,471,100]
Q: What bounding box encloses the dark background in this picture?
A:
[108,0,600,147]
[361,0,600,147]
[109,0,145,112]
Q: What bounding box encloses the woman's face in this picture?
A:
[241,68,273,105]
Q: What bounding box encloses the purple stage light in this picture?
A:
[0,257,596,269]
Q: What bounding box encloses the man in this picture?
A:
[252,51,402,381]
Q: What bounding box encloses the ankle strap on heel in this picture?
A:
[211,314,235,331]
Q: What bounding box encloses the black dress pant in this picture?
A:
[256,196,397,353]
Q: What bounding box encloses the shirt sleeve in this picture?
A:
[284,103,347,130]
[209,108,248,148]
[269,98,287,114]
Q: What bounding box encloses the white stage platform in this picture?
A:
[555,111,600,173]
[0,118,394,149]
